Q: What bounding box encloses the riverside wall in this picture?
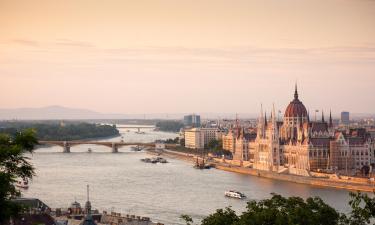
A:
[151,149,375,193]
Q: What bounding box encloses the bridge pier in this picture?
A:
[112,143,118,153]
[63,141,71,153]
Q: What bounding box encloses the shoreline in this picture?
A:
[148,149,375,193]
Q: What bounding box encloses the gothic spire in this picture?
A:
[294,83,299,100]
[329,110,333,127]
[307,109,310,123]
[264,111,267,126]
[321,110,325,123]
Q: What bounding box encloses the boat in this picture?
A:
[88,148,92,153]
[131,146,144,151]
[135,128,146,134]
[140,157,168,164]
[224,190,246,199]
[16,178,29,189]
[194,157,212,169]
[141,158,151,163]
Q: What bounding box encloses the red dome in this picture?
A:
[284,86,307,118]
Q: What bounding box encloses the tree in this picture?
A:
[0,129,38,223]
[180,215,194,225]
[182,192,375,225]
[339,192,375,225]
[237,194,339,225]
[201,207,239,225]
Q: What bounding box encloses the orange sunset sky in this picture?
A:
[1,0,375,114]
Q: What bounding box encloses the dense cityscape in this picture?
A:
[1,0,375,225]
[182,86,375,178]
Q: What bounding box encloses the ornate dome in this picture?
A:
[284,85,307,118]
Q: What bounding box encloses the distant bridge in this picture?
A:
[115,125,155,129]
[38,141,155,153]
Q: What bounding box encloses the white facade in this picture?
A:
[184,128,204,149]
[184,128,222,149]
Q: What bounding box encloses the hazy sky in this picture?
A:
[1,0,375,115]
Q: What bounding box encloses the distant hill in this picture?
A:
[1,105,372,120]
[0,106,259,120]
[0,105,108,120]
[0,105,185,120]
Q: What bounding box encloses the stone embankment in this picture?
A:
[148,149,375,193]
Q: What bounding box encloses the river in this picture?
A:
[24,126,352,225]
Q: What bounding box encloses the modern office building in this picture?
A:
[341,111,350,125]
[183,114,201,127]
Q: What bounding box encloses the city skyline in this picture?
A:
[1,0,375,114]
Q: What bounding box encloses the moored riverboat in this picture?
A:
[224,190,246,199]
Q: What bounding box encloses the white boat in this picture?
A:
[16,179,29,189]
[224,190,246,199]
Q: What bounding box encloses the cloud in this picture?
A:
[11,39,39,46]
[4,38,375,69]
[54,39,95,48]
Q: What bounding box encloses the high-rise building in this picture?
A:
[341,111,350,125]
[183,114,201,127]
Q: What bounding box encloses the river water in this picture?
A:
[24,126,352,225]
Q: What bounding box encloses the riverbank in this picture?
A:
[149,148,375,193]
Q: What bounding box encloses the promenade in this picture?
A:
[149,148,375,193]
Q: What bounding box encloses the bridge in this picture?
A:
[38,141,155,153]
[116,125,155,129]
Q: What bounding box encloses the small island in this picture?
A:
[0,121,120,141]
[155,120,184,132]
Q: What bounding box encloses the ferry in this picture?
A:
[16,178,29,189]
[224,190,246,199]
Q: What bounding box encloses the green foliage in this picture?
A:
[156,120,184,132]
[180,138,185,146]
[339,192,375,225]
[237,194,339,225]
[182,192,375,225]
[180,215,194,225]
[206,139,231,156]
[201,207,239,225]
[165,137,180,144]
[0,122,119,141]
[0,129,38,223]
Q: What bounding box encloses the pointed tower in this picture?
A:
[271,104,279,141]
[84,185,91,215]
[294,82,299,100]
[321,110,325,123]
[307,110,310,123]
[257,104,265,139]
[81,185,96,225]
[329,110,333,128]
[264,111,268,127]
